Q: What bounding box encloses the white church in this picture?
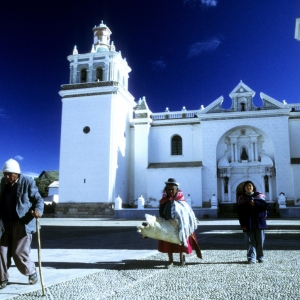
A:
[57,22,300,218]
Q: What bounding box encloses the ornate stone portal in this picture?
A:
[217,127,275,204]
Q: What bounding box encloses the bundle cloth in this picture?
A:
[171,200,198,247]
[137,214,181,245]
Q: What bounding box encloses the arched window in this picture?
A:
[240,146,248,161]
[80,68,87,83]
[171,135,182,155]
[96,67,103,81]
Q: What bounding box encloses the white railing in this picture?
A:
[151,110,200,120]
[149,104,300,121]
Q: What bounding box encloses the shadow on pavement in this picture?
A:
[31,224,300,252]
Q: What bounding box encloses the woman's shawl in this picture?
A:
[238,191,265,205]
[159,190,198,246]
[171,200,198,247]
[159,190,185,205]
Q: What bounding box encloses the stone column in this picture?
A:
[88,63,93,82]
[254,142,258,161]
[251,143,254,162]
[234,144,238,162]
[69,66,73,84]
[221,178,225,202]
[228,177,231,202]
[269,178,273,202]
[230,144,234,162]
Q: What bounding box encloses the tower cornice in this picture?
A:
[61,81,118,90]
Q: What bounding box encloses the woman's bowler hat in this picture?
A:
[165,178,179,186]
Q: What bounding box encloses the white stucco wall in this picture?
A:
[59,90,134,203]
[148,124,202,163]
[59,95,112,203]
[110,93,134,202]
[263,116,293,199]
[131,122,151,201]
[146,167,203,207]
[289,119,300,157]
[292,165,300,204]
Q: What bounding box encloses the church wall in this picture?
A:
[201,119,230,203]
[289,119,300,157]
[289,118,300,204]
[110,94,134,203]
[148,124,202,162]
[130,122,151,202]
[265,116,294,199]
[291,165,300,204]
[59,95,113,203]
[146,167,203,207]
[128,125,136,203]
[201,114,293,203]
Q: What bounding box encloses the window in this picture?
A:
[80,68,87,83]
[83,126,90,134]
[240,146,248,161]
[96,67,103,81]
[171,135,182,155]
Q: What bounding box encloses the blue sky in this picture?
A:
[1,0,300,176]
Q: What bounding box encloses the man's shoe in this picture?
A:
[29,272,38,285]
[258,259,264,263]
[0,280,8,289]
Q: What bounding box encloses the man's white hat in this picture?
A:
[2,158,21,174]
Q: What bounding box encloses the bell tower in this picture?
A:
[58,22,135,214]
[92,21,112,50]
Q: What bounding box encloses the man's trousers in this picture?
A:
[0,220,36,281]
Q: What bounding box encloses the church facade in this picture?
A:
[58,22,300,217]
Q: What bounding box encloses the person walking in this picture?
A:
[237,180,269,264]
[0,159,44,289]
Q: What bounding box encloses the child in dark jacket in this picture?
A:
[237,180,269,264]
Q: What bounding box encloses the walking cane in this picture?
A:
[36,218,46,296]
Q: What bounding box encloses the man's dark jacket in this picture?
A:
[0,174,44,237]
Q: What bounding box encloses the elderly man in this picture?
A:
[0,159,44,289]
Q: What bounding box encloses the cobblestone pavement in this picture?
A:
[0,219,299,300]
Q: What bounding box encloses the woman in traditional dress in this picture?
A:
[158,178,202,269]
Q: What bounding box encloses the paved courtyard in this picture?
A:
[0,218,299,299]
